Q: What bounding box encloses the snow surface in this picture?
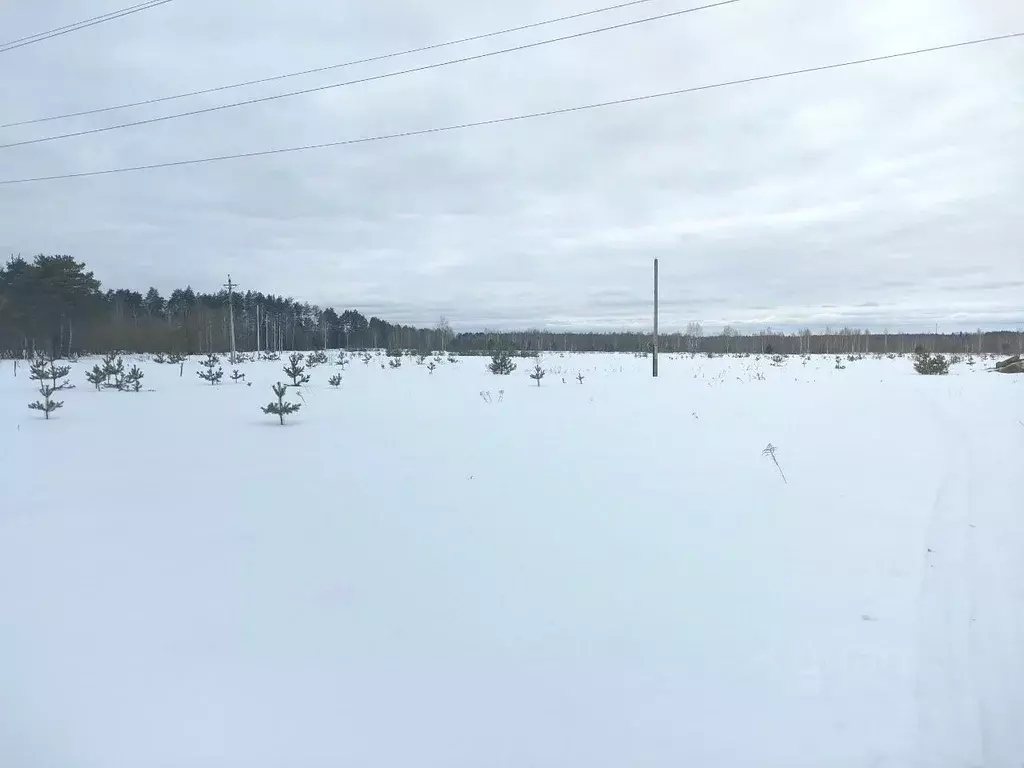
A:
[1,352,1022,768]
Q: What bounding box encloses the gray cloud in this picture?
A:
[1,0,1022,332]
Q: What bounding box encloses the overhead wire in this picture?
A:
[2,31,1019,186]
[0,0,739,149]
[0,0,173,54]
[2,0,724,129]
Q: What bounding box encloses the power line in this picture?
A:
[0,0,737,149]
[0,0,173,54]
[1,31,1020,186]
[2,0,718,129]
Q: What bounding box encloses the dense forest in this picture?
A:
[1,254,1021,357]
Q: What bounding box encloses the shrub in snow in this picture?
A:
[328,373,342,388]
[262,382,301,425]
[913,351,950,376]
[197,354,224,384]
[489,349,516,376]
[529,363,545,387]
[28,358,68,419]
[230,369,246,384]
[283,353,310,386]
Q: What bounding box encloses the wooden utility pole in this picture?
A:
[255,303,260,353]
[224,274,237,364]
[653,258,659,378]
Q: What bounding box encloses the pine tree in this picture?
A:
[529,363,545,386]
[913,350,951,375]
[283,353,310,386]
[197,353,223,384]
[122,365,145,392]
[28,359,67,419]
[85,364,106,390]
[489,349,516,375]
[427,361,437,374]
[230,369,246,383]
[262,381,301,425]
[328,373,342,387]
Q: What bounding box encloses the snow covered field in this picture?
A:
[1,352,1022,768]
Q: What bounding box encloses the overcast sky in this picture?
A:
[1,0,1021,332]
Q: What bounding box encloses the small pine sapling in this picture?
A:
[153,352,168,364]
[328,373,342,388]
[488,349,516,375]
[529,363,545,387]
[427,361,437,374]
[86,364,106,390]
[197,354,224,384]
[262,381,301,425]
[28,359,67,419]
[230,369,246,384]
[307,350,328,367]
[98,354,124,387]
[577,373,585,384]
[39,359,73,391]
[361,352,373,365]
[28,384,63,419]
[913,351,951,375]
[283,353,310,386]
[388,357,402,369]
[122,365,145,392]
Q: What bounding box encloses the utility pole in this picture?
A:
[255,303,260,353]
[224,274,237,365]
[653,257,659,378]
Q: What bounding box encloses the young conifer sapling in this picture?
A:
[28,358,68,419]
[283,353,310,386]
[262,381,301,425]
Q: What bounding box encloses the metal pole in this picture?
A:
[653,258,659,378]
[225,274,237,364]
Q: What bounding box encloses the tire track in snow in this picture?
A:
[914,392,986,767]
[930,388,1024,768]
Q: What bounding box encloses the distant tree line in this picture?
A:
[1,254,1021,358]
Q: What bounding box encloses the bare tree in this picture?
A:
[685,322,703,354]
